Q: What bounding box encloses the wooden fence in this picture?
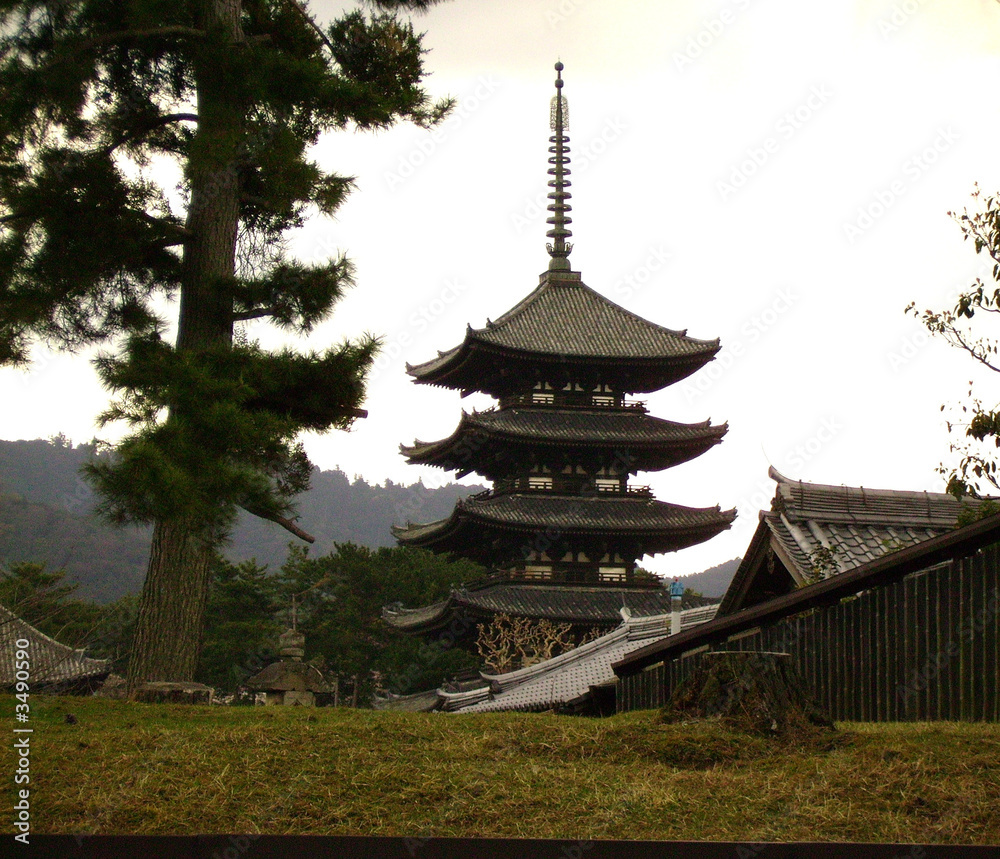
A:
[618,543,1000,721]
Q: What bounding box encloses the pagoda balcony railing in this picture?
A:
[472,480,653,499]
[497,392,648,412]
[469,568,664,589]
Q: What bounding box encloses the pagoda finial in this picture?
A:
[546,61,573,271]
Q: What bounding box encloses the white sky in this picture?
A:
[4,0,1000,576]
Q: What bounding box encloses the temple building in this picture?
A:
[386,63,735,644]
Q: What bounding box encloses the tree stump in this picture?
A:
[661,651,833,736]
[133,681,214,705]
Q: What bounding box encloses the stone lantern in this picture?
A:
[244,628,329,706]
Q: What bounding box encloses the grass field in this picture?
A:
[7,695,1000,843]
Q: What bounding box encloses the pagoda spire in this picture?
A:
[546,61,573,272]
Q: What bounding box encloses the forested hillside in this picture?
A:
[677,557,741,598]
[0,438,484,602]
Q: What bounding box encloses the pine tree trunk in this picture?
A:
[127,521,214,688]
[126,0,244,693]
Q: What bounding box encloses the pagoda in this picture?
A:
[388,64,734,637]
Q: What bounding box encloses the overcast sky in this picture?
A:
[4,0,1000,576]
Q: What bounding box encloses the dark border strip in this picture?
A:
[615,510,1000,675]
[20,836,1000,859]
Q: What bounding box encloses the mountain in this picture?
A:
[0,438,485,602]
[0,437,744,604]
[677,557,741,598]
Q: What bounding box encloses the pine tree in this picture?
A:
[0,0,450,689]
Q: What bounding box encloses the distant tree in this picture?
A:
[0,562,95,635]
[196,555,282,691]
[0,1,450,689]
[277,543,482,700]
[0,561,135,672]
[907,186,1000,498]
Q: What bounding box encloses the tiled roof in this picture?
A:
[718,467,964,615]
[453,607,718,713]
[475,274,717,359]
[454,582,677,623]
[406,270,719,395]
[0,605,110,690]
[382,581,711,631]
[767,466,960,579]
[394,493,736,553]
[401,408,727,475]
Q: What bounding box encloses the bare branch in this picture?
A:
[943,326,1000,374]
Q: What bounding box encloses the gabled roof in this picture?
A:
[393,492,736,561]
[382,580,711,634]
[449,606,719,714]
[616,507,1000,677]
[406,270,720,396]
[0,604,110,691]
[718,467,963,615]
[401,407,727,477]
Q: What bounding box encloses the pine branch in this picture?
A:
[232,307,276,322]
[240,505,316,543]
[281,0,336,54]
[102,113,200,155]
[140,213,193,237]
[35,27,209,72]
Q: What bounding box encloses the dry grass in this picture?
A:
[7,695,1000,842]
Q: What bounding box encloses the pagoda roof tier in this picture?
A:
[400,407,728,477]
[392,492,736,561]
[382,582,690,635]
[406,270,720,396]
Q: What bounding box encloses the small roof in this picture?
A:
[718,467,963,615]
[0,604,110,691]
[382,580,713,634]
[406,270,720,396]
[393,492,736,561]
[401,407,727,477]
[244,660,329,693]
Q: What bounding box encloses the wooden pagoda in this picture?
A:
[390,64,734,628]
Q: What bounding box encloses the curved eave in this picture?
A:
[394,494,736,557]
[406,337,719,396]
[400,411,728,476]
[381,598,454,634]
